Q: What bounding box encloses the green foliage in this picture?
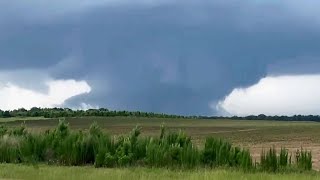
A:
[296,148,312,171]
[279,148,289,167]
[202,137,252,170]
[260,147,278,172]
[0,135,21,163]
[160,123,165,139]
[94,146,106,168]
[9,122,27,136]
[239,149,253,171]
[0,125,8,136]
[260,147,311,172]
[89,121,102,137]
[104,153,116,167]
[145,138,169,167]
[180,143,200,169]
[5,107,320,123]
[1,107,186,119]
[0,122,313,173]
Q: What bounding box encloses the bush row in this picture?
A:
[0,120,313,172]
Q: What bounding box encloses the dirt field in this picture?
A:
[3,116,320,170]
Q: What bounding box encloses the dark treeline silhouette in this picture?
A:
[0,107,186,119]
[197,114,320,122]
[0,108,320,122]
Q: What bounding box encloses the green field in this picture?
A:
[0,164,319,180]
[1,116,320,179]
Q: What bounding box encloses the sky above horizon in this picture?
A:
[1,0,320,116]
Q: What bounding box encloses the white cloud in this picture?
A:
[0,68,92,110]
[216,75,320,116]
[0,79,91,111]
[78,103,100,110]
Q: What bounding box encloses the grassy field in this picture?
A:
[0,116,48,123]
[0,164,319,180]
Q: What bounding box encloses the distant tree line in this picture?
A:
[198,114,320,122]
[1,108,320,122]
[0,107,186,119]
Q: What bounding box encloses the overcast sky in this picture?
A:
[1,0,320,116]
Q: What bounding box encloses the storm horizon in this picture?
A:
[1,0,320,116]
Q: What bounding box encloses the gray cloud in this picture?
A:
[267,57,320,75]
[1,1,320,115]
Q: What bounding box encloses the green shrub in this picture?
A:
[0,135,21,163]
[228,147,241,166]
[202,137,253,171]
[19,133,46,163]
[105,152,116,167]
[0,125,8,136]
[296,148,312,171]
[239,149,253,171]
[279,148,289,167]
[0,121,313,173]
[95,146,106,168]
[55,118,70,138]
[9,122,27,136]
[89,121,102,137]
[180,143,200,169]
[260,147,278,172]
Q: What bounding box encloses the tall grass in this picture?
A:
[202,137,252,170]
[260,147,278,172]
[296,148,312,171]
[0,119,313,172]
[260,147,312,172]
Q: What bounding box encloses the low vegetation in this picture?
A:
[0,164,319,180]
[0,119,312,173]
[2,107,320,122]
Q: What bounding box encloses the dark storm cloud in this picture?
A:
[267,58,320,75]
[1,1,320,115]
